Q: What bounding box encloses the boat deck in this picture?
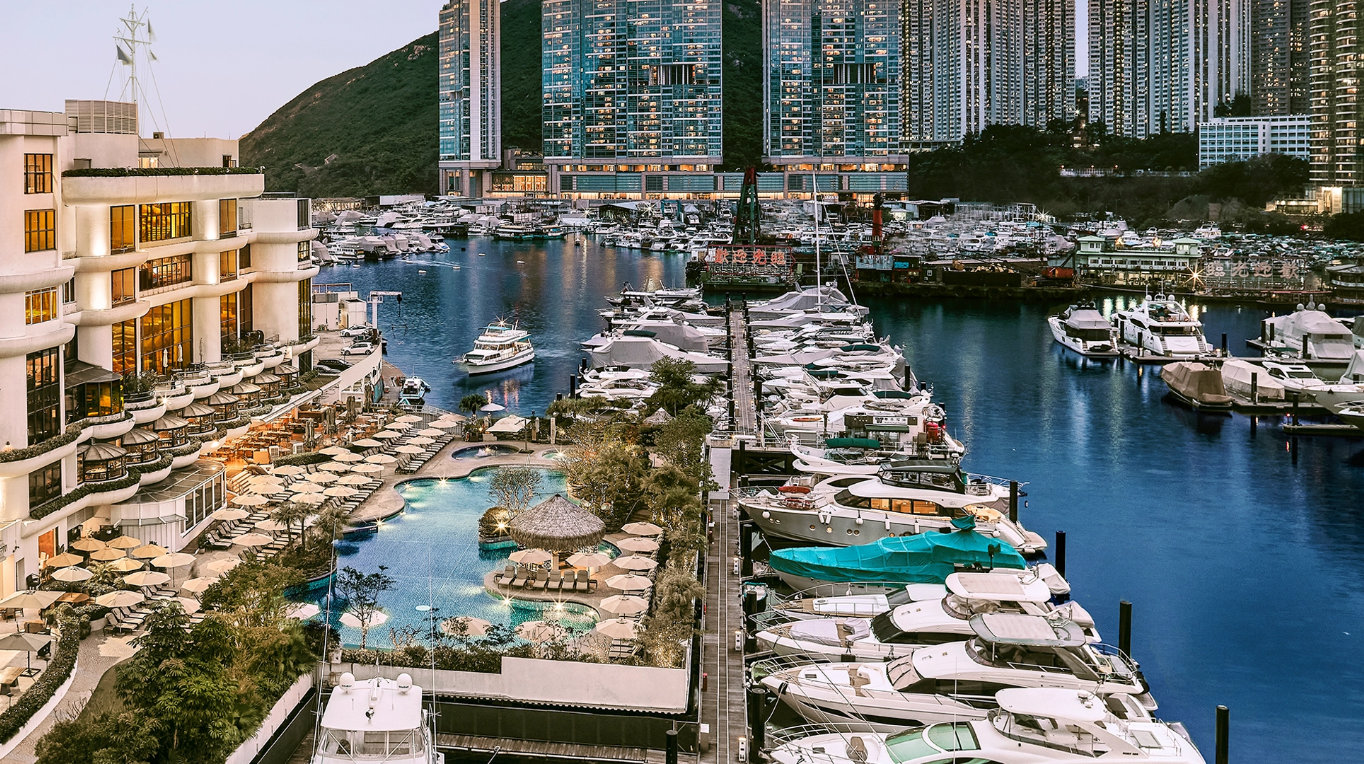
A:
[437,734,667,763]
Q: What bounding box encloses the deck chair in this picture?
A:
[510,567,528,588]
[545,570,562,592]
[530,570,549,590]
[496,565,516,586]
[573,570,589,593]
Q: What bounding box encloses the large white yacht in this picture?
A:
[1048,303,1118,358]
[312,673,438,764]
[1111,297,1212,358]
[755,613,1153,732]
[756,570,1099,660]
[460,319,535,374]
[767,688,1205,764]
[739,465,1047,555]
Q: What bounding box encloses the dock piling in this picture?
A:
[666,729,678,764]
[1054,530,1066,578]
[1220,333,1227,354]
[1008,481,1019,523]
[1250,373,1258,405]
[1215,705,1229,764]
[747,687,767,752]
[569,375,577,398]
[1118,600,1133,657]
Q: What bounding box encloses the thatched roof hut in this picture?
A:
[507,494,605,552]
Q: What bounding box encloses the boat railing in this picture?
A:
[962,473,1025,493]
[1088,642,1141,676]
[750,654,837,680]
[765,723,875,749]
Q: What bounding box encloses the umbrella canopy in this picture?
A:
[216,507,251,521]
[124,571,171,587]
[621,521,664,536]
[289,481,324,494]
[232,494,270,507]
[365,453,398,464]
[0,591,61,609]
[338,474,373,485]
[605,574,653,592]
[615,536,660,554]
[95,590,145,608]
[480,403,506,413]
[287,603,320,620]
[566,551,612,569]
[106,558,144,572]
[152,553,196,569]
[371,430,401,440]
[334,451,365,462]
[293,492,327,505]
[396,414,425,424]
[231,533,274,548]
[395,445,425,455]
[45,552,84,568]
[351,463,384,474]
[131,544,169,559]
[507,495,605,552]
[181,577,220,594]
[203,558,241,576]
[254,519,287,533]
[515,620,564,643]
[319,446,351,456]
[407,436,435,446]
[441,616,493,637]
[50,566,93,583]
[384,421,412,431]
[0,632,52,652]
[598,595,649,617]
[509,549,554,567]
[69,537,107,553]
[308,471,339,484]
[593,618,639,640]
[340,610,389,629]
[315,462,351,473]
[417,428,446,438]
[271,465,307,476]
[171,597,202,615]
[427,418,461,429]
[323,485,358,498]
[352,438,384,448]
[614,555,658,572]
[106,535,142,549]
[89,548,126,562]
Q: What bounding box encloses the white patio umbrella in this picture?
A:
[254,519,287,533]
[480,403,506,414]
[323,485,358,498]
[395,445,425,455]
[316,462,351,473]
[319,446,351,457]
[615,536,660,554]
[396,414,424,424]
[427,419,460,429]
[566,551,612,569]
[384,421,412,431]
[352,438,384,448]
[287,603,320,620]
[441,616,493,637]
[181,577,220,594]
[605,574,652,592]
[293,492,327,505]
[620,521,664,536]
[614,555,658,572]
[50,566,92,583]
[334,452,365,462]
[231,533,274,548]
[371,430,401,440]
[289,481,324,494]
[308,471,339,484]
[216,507,251,521]
[417,428,446,438]
[171,597,202,615]
[95,590,145,608]
[593,618,639,640]
[351,463,384,474]
[106,557,144,572]
[365,453,398,464]
[152,553,196,569]
[203,558,241,576]
[407,436,435,446]
[514,620,563,643]
[124,571,171,588]
[509,549,554,567]
[340,610,389,629]
[271,465,307,476]
[232,494,270,507]
[598,594,649,617]
[338,474,373,485]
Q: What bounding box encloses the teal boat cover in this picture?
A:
[825,437,882,449]
[769,529,1026,585]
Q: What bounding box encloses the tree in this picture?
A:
[646,358,723,416]
[335,565,395,649]
[312,502,352,545]
[563,439,651,529]
[489,466,543,518]
[37,711,161,764]
[1325,211,1364,241]
[652,407,715,487]
[271,501,310,551]
[1214,92,1253,117]
[459,393,490,415]
[199,560,303,632]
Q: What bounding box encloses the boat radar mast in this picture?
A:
[112,5,157,107]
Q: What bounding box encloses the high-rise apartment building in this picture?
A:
[902,0,1074,146]
[1088,0,1248,137]
[1249,0,1308,116]
[438,0,501,196]
[1309,0,1364,189]
[541,0,722,196]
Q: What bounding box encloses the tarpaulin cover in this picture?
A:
[768,529,1026,585]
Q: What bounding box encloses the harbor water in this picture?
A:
[329,240,1363,762]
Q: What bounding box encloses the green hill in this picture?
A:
[242,0,764,196]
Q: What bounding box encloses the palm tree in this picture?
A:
[270,502,310,551]
[459,393,489,415]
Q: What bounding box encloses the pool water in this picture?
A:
[299,467,601,648]
[450,444,522,460]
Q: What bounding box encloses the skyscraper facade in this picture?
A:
[541,0,723,166]
[438,0,501,196]
[1249,0,1308,115]
[1022,0,1078,129]
[1309,0,1364,188]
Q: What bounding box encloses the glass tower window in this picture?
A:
[139,299,193,374]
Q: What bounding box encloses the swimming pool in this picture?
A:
[297,466,602,648]
[449,444,522,460]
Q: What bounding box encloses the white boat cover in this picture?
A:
[1161,362,1232,405]
[1220,359,1286,400]
[588,336,729,374]
[1341,349,1364,384]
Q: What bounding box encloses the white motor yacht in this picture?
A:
[755,613,1153,732]
[398,377,430,406]
[1111,297,1212,358]
[1048,304,1118,358]
[311,673,438,764]
[767,688,1205,764]
[1259,303,1356,361]
[460,319,535,374]
[757,570,1098,660]
[1260,360,1364,409]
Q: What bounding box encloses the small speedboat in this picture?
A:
[460,319,535,375]
[398,377,431,406]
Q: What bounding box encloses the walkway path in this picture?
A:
[729,305,757,435]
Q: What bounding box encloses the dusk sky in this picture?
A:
[2,1,1090,139]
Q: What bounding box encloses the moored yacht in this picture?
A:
[398,377,431,407]
[460,319,535,374]
[1112,297,1212,359]
[1048,303,1118,358]
[311,673,437,764]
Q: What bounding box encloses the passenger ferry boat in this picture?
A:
[460,319,535,374]
[1111,297,1212,359]
[311,673,439,764]
[1047,303,1118,358]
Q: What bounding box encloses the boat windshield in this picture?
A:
[1066,327,1112,342]
[316,726,426,759]
[884,723,979,763]
[1153,325,1200,336]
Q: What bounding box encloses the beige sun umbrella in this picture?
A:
[249,475,286,488]
[615,536,660,554]
[396,414,424,424]
[204,558,242,576]
[620,521,664,536]
[288,481,324,494]
[395,445,425,455]
[340,610,389,629]
[232,494,271,507]
[371,430,401,440]
[95,590,145,608]
[308,471,339,484]
[351,463,384,474]
[287,603,320,620]
[89,548,126,562]
[337,474,373,485]
[515,620,564,643]
[319,446,351,457]
[598,594,649,617]
[293,492,327,505]
[69,537,107,553]
[254,519,287,533]
[614,555,658,572]
[181,576,220,594]
[417,428,446,438]
[567,551,612,569]
[323,486,358,498]
[0,591,61,610]
[106,557,144,572]
[334,451,365,463]
[441,616,493,637]
[365,453,397,464]
[231,533,274,548]
[509,549,554,567]
[131,544,169,560]
[605,574,652,592]
[50,566,93,583]
[124,570,171,588]
[427,418,460,429]
[271,465,307,476]
[215,507,251,522]
[593,618,639,640]
[315,462,351,473]
[152,553,195,569]
[384,421,412,431]
[171,597,202,615]
[45,552,84,568]
[106,535,142,549]
[407,436,436,446]
[352,438,383,448]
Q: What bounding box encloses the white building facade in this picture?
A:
[0,100,319,594]
[1197,114,1310,167]
[438,0,501,197]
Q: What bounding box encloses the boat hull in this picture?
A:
[462,349,536,375]
[742,502,1046,556]
[1047,317,1119,358]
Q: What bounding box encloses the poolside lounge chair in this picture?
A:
[546,570,562,592]
[573,570,589,593]
[510,568,528,588]
[530,570,548,590]
[496,565,516,586]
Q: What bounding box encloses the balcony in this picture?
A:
[60,167,264,205]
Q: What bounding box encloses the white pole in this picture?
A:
[812,172,821,307]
